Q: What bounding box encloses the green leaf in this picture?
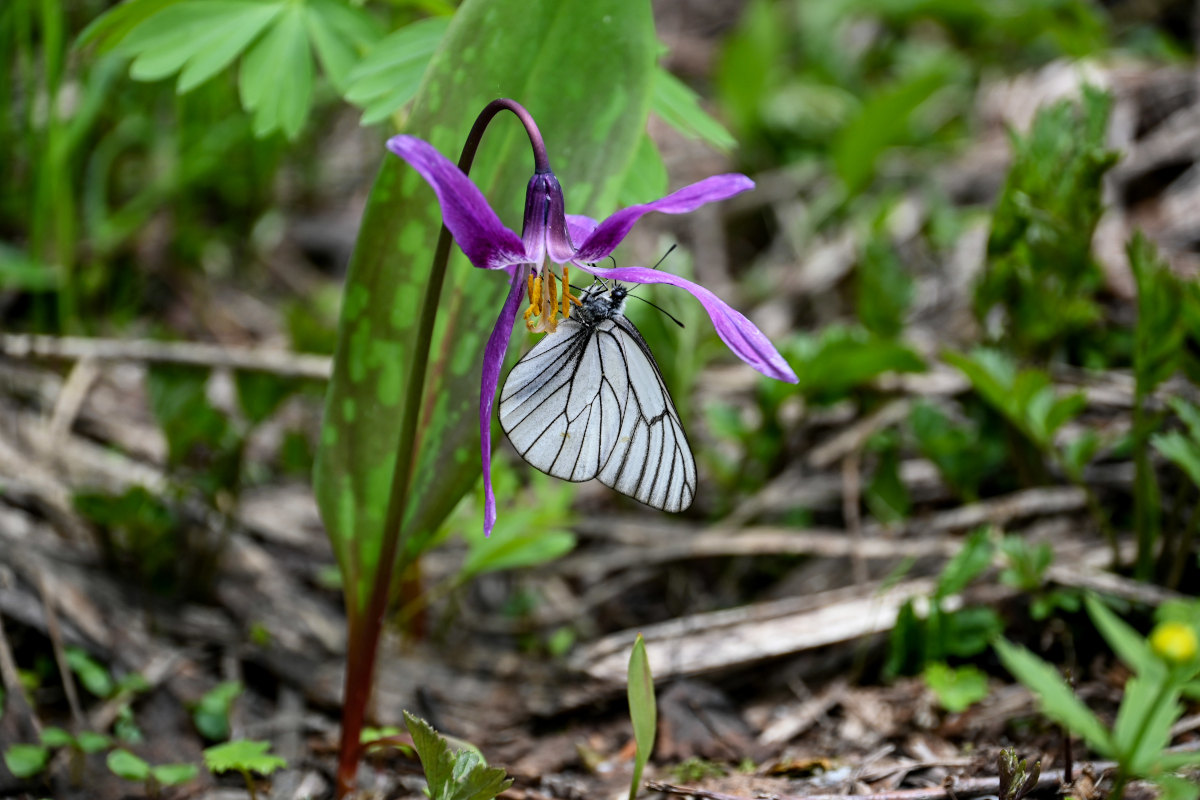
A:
[974,86,1116,358]
[120,1,283,89]
[151,762,201,786]
[76,731,112,754]
[1170,397,1200,440]
[403,712,512,800]
[303,0,381,93]
[461,527,575,579]
[865,433,910,523]
[910,401,1004,501]
[651,67,735,151]
[923,662,988,713]
[627,634,657,800]
[107,749,151,781]
[935,528,994,600]
[4,744,49,779]
[192,681,243,741]
[993,638,1113,756]
[618,133,669,207]
[1085,595,1159,679]
[238,3,314,139]
[1154,431,1200,490]
[1061,430,1100,482]
[235,371,296,425]
[78,0,189,52]
[940,606,1003,659]
[40,727,75,748]
[405,712,454,798]
[203,740,286,776]
[832,61,955,195]
[345,16,451,125]
[314,0,657,621]
[1154,774,1200,800]
[0,245,59,292]
[146,364,227,467]
[857,237,913,339]
[65,646,114,698]
[787,326,925,404]
[1158,751,1200,770]
[1130,233,1184,394]
[1111,676,1179,774]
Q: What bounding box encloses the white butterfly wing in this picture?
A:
[595,316,696,512]
[499,313,696,511]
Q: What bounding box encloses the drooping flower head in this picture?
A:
[387,113,796,535]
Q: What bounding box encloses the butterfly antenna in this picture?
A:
[629,294,685,328]
[651,244,677,271]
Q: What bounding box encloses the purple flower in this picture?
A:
[386,134,797,534]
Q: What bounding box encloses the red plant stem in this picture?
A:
[334,99,550,799]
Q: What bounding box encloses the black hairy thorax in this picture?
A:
[574,284,628,325]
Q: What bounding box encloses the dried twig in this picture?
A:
[0,334,331,380]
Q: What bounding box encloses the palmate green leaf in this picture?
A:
[96,0,378,139]
[345,17,452,125]
[993,637,1113,757]
[314,0,656,619]
[304,0,383,93]
[627,634,657,800]
[119,2,284,88]
[1156,429,1200,491]
[203,739,286,775]
[652,68,735,151]
[239,3,314,139]
[77,0,188,52]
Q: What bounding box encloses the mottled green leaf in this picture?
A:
[315,0,656,618]
[618,133,668,206]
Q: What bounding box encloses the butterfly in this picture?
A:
[499,281,696,512]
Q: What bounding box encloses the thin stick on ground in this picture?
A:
[0,334,332,380]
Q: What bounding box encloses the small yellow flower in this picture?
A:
[1150,621,1198,665]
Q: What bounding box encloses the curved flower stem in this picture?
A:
[334,99,547,799]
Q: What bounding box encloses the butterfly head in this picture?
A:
[576,283,628,324]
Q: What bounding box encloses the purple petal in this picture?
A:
[480,266,529,535]
[566,214,598,249]
[582,265,798,383]
[386,135,529,270]
[573,175,755,263]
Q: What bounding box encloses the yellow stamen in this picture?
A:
[543,271,558,333]
[562,266,571,318]
[524,274,543,331]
